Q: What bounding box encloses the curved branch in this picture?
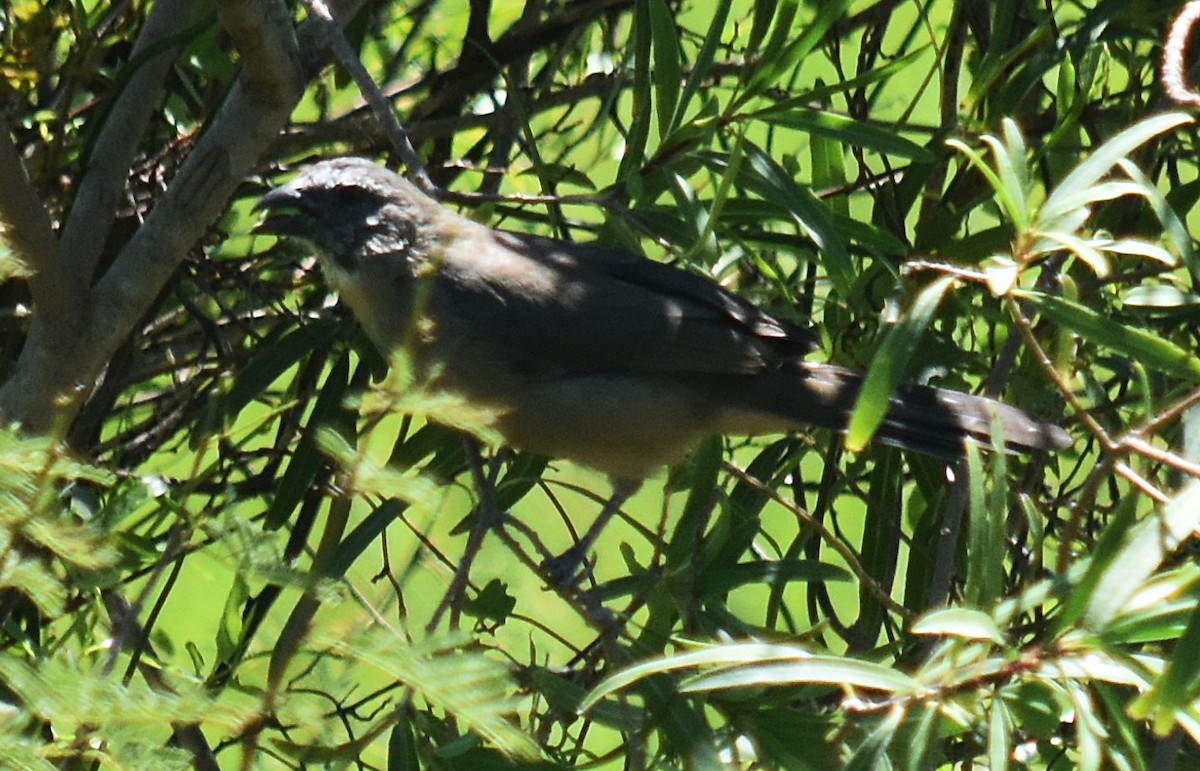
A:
[59,0,203,284]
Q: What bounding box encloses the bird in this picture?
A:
[254,157,1069,572]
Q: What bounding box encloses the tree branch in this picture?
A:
[0,0,380,432]
[0,120,68,313]
[59,0,203,284]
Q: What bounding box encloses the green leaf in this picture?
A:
[844,707,902,770]
[912,607,1006,645]
[1122,285,1200,309]
[683,656,919,695]
[265,351,350,529]
[1097,237,1175,265]
[699,559,850,595]
[1040,112,1193,226]
[745,0,850,97]
[672,0,732,133]
[581,642,814,711]
[617,0,654,187]
[1117,157,1196,273]
[327,498,407,578]
[989,696,1012,770]
[742,0,799,93]
[320,630,540,759]
[846,274,957,451]
[1085,480,1200,628]
[1035,229,1111,277]
[752,106,935,162]
[218,320,339,424]
[646,0,681,139]
[946,137,1025,226]
[979,119,1032,228]
[707,144,853,295]
[856,450,902,640]
[1019,291,1200,379]
[1004,680,1071,740]
[1129,584,1200,733]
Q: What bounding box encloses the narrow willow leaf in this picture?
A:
[1117,157,1196,274]
[1040,113,1193,225]
[963,439,1002,605]
[220,321,339,424]
[1063,678,1104,771]
[1123,285,1200,308]
[1035,230,1111,277]
[981,130,1029,230]
[989,697,1012,770]
[744,0,782,61]
[712,145,853,294]
[846,274,957,451]
[681,657,919,694]
[790,46,930,105]
[844,706,903,771]
[912,608,1005,645]
[753,106,934,161]
[580,642,814,712]
[647,0,680,139]
[1020,291,1200,379]
[1085,480,1200,628]
[616,0,653,185]
[1129,583,1200,735]
[1096,237,1174,264]
[1039,181,1155,231]
[746,0,849,97]
[947,138,1024,226]
[1001,118,1031,201]
[671,0,730,133]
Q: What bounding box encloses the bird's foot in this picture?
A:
[541,542,595,586]
[540,480,640,586]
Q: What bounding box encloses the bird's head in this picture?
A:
[254,157,433,276]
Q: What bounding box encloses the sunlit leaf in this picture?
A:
[1085,481,1200,628]
[946,137,1020,224]
[912,608,1006,644]
[682,657,919,694]
[1040,113,1193,225]
[320,630,539,759]
[1122,285,1200,308]
[1034,229,1111,276]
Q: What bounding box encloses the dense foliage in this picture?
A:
[3,0,1200,768]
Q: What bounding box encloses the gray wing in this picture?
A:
[435,229,819,378]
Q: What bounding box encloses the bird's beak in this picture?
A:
[252,186,308,238]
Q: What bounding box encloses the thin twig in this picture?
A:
[725,463,914,621]
[297,0,434,191]
[1122,436,1200,482]
[1112,461,1169,504]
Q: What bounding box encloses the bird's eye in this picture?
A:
[336,186,387,213]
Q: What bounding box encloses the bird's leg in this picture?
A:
[542,478,641,585]
[429,439,509,630]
